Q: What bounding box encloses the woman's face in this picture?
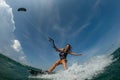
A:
[65,44,70,51]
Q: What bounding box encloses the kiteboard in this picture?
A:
[28,69,55,76]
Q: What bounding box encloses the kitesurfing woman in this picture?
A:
[48,38,82,73]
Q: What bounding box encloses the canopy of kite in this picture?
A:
[17,8,27,12]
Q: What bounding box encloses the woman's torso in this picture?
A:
[59,48,68,59]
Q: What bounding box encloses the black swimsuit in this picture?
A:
[59,52,68,60]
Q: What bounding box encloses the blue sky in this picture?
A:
[1,0,120,69]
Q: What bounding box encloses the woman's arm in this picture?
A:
[68,52,82,56]
[53,44,62,52]
[49,37,62,52]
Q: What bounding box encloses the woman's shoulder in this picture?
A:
[58,48,64,52]
[60,48,64,50]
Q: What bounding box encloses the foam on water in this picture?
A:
[30,54,114,80]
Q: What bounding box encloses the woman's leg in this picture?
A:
[48,59,61,73]
[61,59,67,70]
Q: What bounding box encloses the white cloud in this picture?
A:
[0,0,27,64]
[70,23,90,37]
[89,48,100,55]
[19,56,26,60]
[11,40,22,52]
[19,55,27,64]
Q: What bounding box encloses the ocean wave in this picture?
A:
[30,54,114,80]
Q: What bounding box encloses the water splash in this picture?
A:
[31,54,114,80]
